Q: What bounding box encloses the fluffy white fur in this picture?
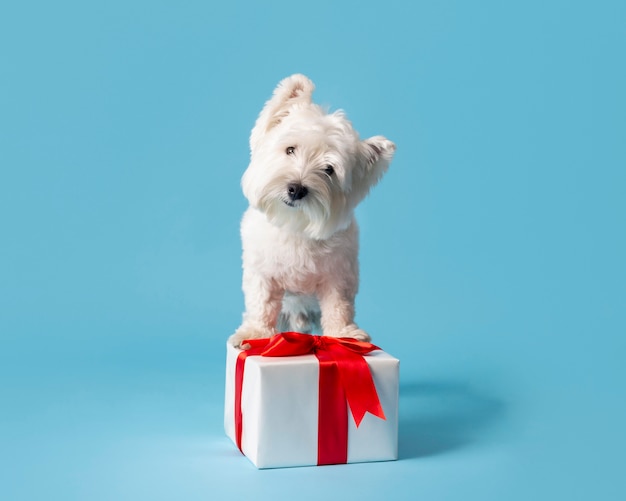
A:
[229,74,395,348]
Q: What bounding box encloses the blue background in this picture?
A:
[1,1,625,499]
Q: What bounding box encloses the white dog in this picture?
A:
[229,74,395,348]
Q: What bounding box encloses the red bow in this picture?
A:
[234,332,386,465]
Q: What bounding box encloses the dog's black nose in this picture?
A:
[287,183,308,201]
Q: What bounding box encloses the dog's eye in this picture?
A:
[324,165,335,176]
[286,146,296,155]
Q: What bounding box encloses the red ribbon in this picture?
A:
[234,332,386,465]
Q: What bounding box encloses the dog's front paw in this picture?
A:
[325,324,372,343]
[227,331,249,349]
[342,327,371,343]
[228,324,276,349]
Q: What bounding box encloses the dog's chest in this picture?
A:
[242,209,357,293]
[257,232,334,290]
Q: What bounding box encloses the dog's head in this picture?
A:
[242,74,395,240]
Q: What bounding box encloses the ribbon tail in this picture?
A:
[333,349,386,427]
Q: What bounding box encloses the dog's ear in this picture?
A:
[250,74,315,152]
[351,136,396,204]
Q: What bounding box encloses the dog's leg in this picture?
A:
[318,287,371,342]
[229,274,283,348]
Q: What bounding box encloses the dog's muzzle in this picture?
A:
[286,183,308,203]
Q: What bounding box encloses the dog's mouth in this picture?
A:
[284,200,297,208]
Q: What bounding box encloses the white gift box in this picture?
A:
[224,340,399,469]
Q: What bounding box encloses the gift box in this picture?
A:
[224,333,399,468]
